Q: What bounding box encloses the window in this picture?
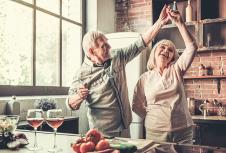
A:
[0,0,84,96]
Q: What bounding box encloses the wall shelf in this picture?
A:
[184,75,226,79]
[184,75,226,94]
[176,46,226,54]
[152,0,226,51]
[162,22,196,29]
[197,46,226,52]
[201,18,226,24]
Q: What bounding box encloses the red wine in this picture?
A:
[27,118,44,128]
[46,118,64,129]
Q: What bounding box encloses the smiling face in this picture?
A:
[90,36,111,64]
[155,43,175,67]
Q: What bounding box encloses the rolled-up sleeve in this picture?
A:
[66,75,80,111]
[114,35,147,64]
[65,98,75,111]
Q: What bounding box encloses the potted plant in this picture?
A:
[35,98,57,112]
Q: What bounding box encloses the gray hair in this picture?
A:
[82,31,107,55]
[147,39,179,70]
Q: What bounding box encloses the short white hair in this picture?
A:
[82,31,106,55]
[147,39,179,70]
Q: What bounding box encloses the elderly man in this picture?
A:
[66,5,169,137]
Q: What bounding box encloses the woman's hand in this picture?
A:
[167,8,184,26]
[158,4,170,26]
[141,4,170,45]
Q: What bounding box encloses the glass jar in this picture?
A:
[199,64,206,76]
[187,98,195,115]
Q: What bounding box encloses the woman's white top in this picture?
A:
[132,42,197,131]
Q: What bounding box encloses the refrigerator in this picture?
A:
[106,32,149,139]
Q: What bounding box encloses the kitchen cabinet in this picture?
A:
[151,0,226,52]
[193,115,226,147]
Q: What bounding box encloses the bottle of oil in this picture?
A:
[7,95,20,115]
[186,0,192,22]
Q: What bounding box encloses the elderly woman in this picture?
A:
[132,9,198,143]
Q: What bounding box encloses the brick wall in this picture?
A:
[116,0,152,33]
[185,51,226,102]
[115,0,226,105]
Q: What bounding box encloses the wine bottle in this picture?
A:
[186,0,192,22]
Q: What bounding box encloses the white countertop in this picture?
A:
[0,130,77,153]
[0,130,155,153]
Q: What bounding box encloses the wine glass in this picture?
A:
[26,109,44,151]
[46,109,64,152]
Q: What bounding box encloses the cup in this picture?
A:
[199,103,207,115]
[187,98,195,115]
[26,109,44,151]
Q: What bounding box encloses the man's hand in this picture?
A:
[69,84,89,110]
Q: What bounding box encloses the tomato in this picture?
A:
[80,141,95,153]
[95,139,110,151]
[76,137,87,144]
[71,143,81,153]
[72,137,88,153]
[85,129,102,144]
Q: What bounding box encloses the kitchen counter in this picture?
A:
[1,130,226,153]
[192,115,226,147]
[147,142,226,153]
[192,115,226,124]
[0,130,155,153]
[13,130,75,153]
